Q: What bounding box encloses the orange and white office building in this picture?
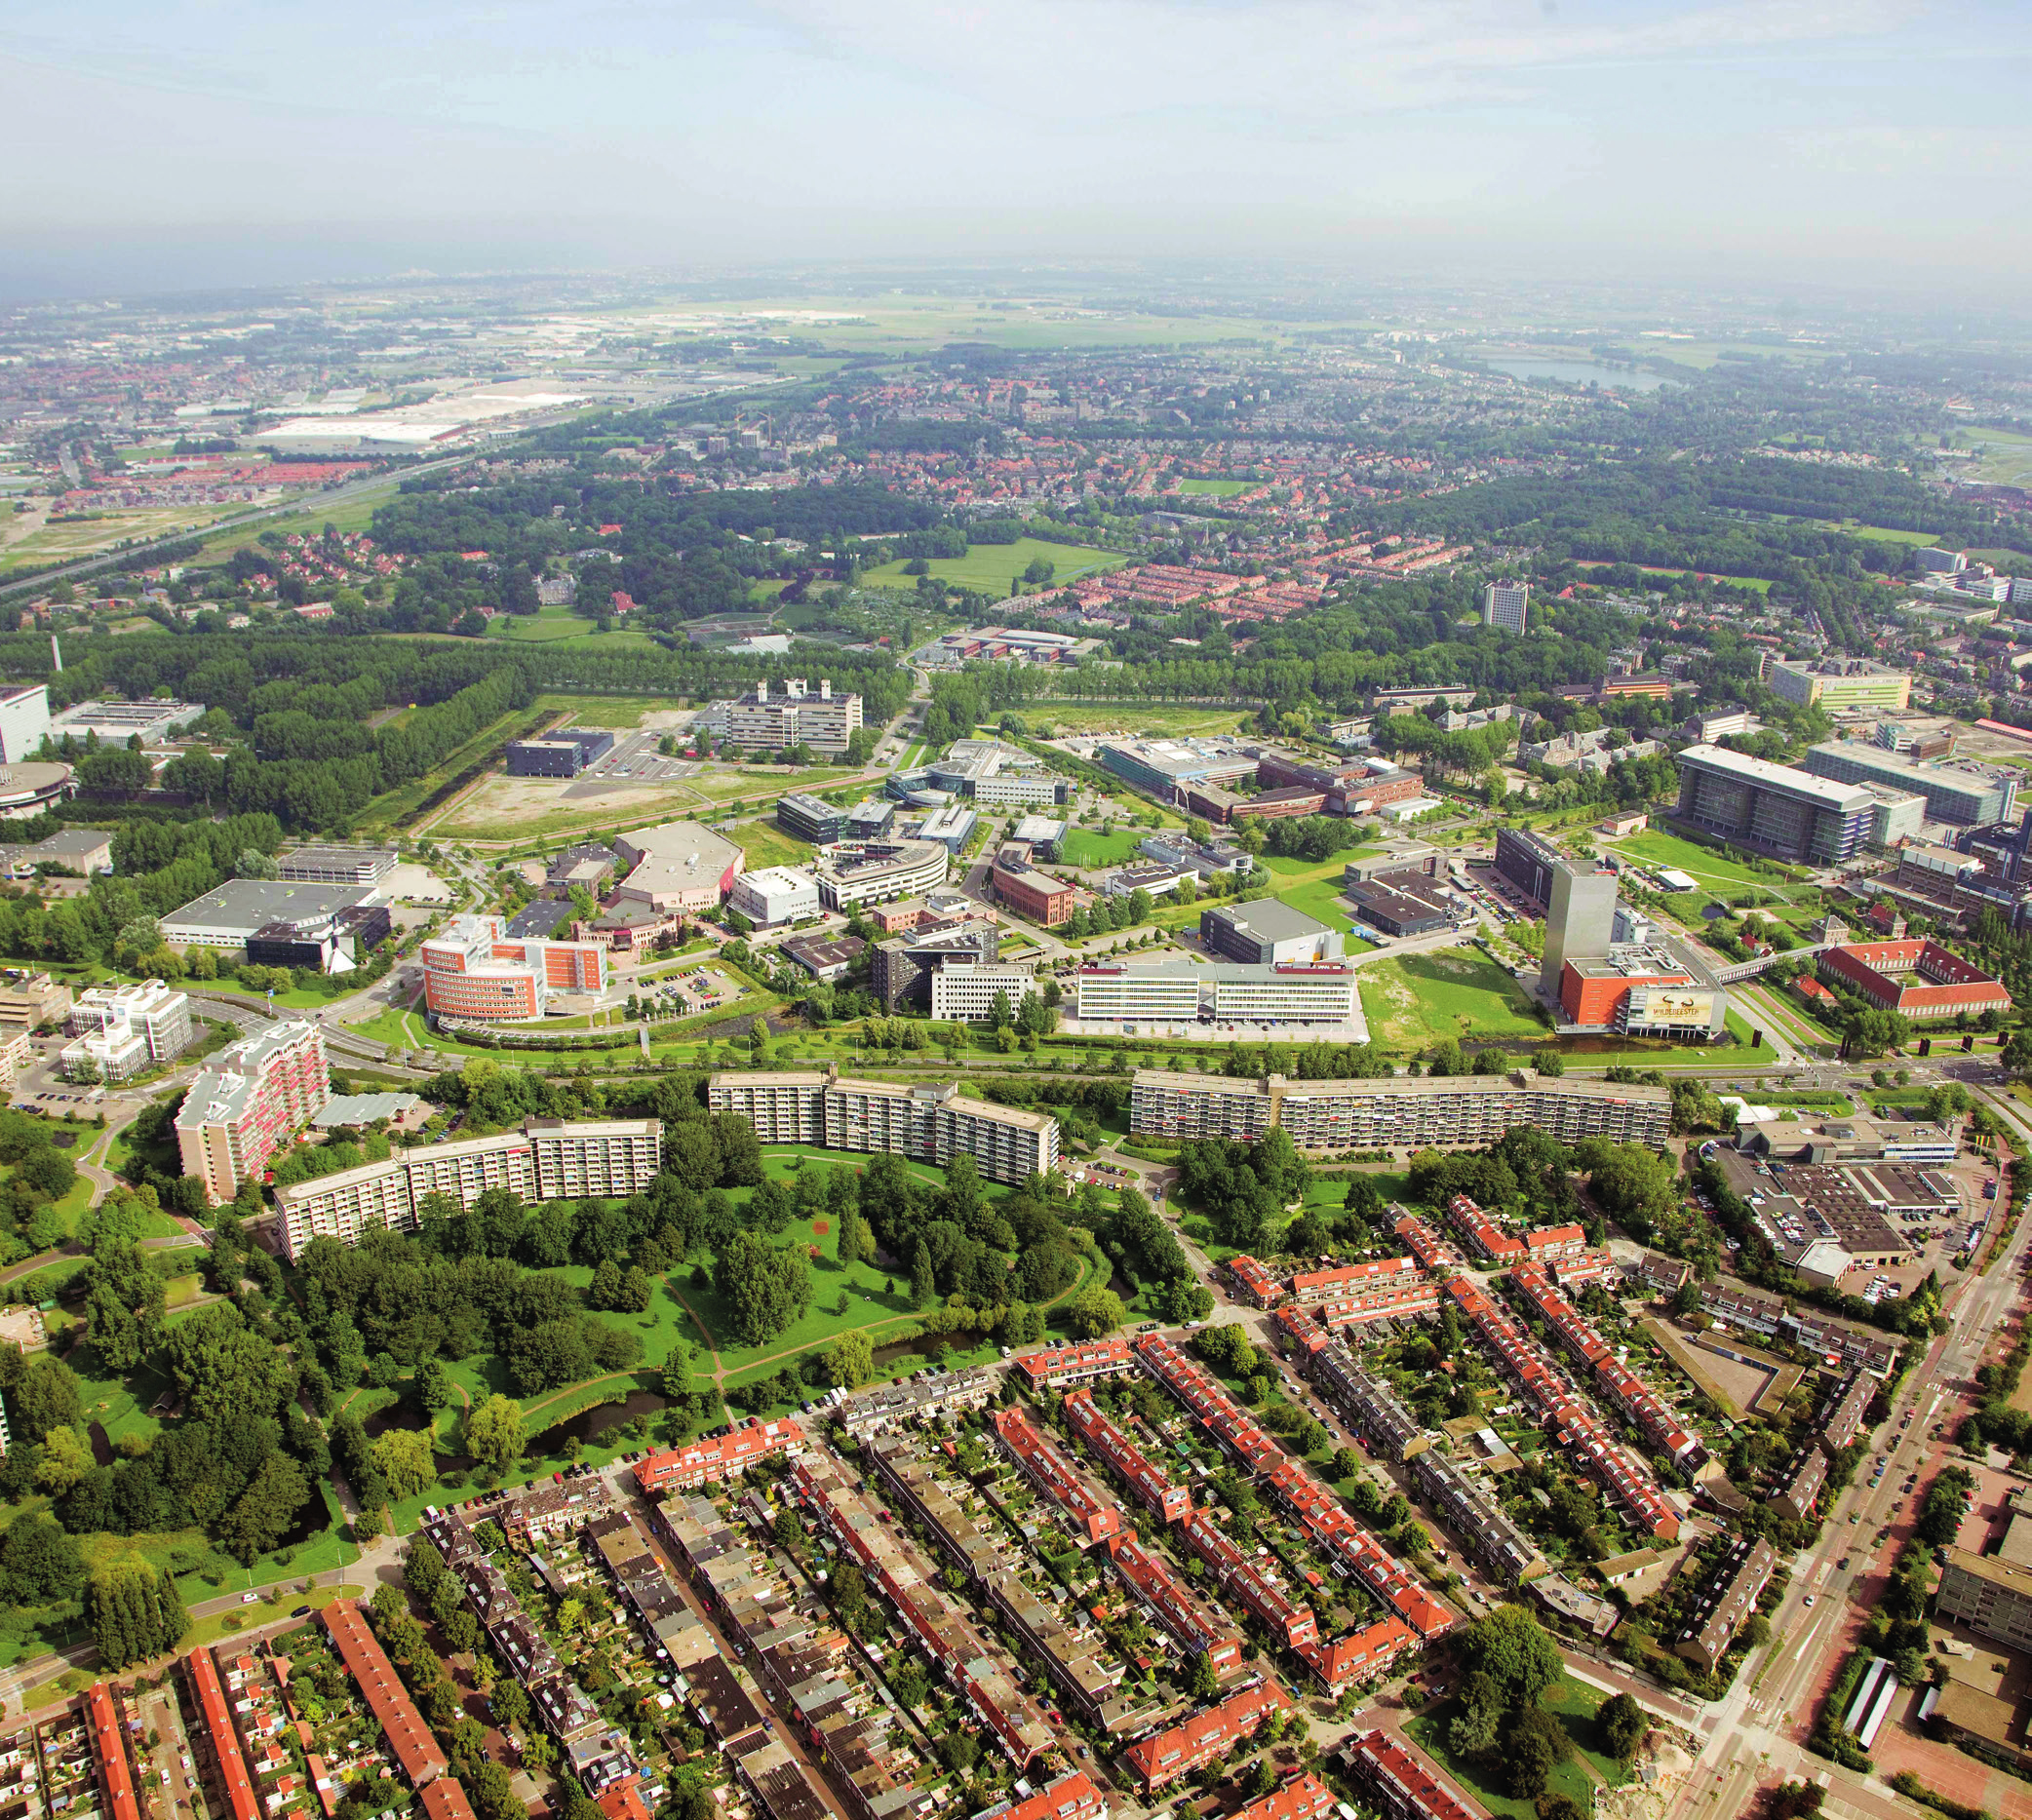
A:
[420,913,606,1021]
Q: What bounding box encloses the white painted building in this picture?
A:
[62,979,192,1081]
[929,964,1041,1023]
[727,867,820,927]
[1075,960,1203,1024]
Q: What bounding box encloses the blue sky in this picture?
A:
[2,1,2025,294]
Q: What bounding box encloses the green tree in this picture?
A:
[1069,1286,1124,1338]
[35,1425,94,1494]
[1599,1691,1647,1761]
[825,1331,874,1388]
[10,1355,83,1443]
[1458,1606,1564,1712]
[371,1428,438,1502]
[87,1560,188,1669]
[465,1395,526,1477]
[714,1231,812,1346]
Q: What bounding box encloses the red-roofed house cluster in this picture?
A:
[1509,1263,1705,1473]
[633,1417,806,1494]
[1444,1277,1682,1541]
[1017,1334,1135,1390]
[992,1405,1119,1545]
[1121,1680,1289,1793]
[1393,1212,1466,1273]
[1132,1335,1456,1654]
[1232,1253,1439,1331]
[1347,1728,1486,1820]
[1816,939,2012,1020]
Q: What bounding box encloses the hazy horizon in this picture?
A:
[3,0,2026,304]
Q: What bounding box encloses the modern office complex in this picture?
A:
[611,822,743,910]
[724,678,863,755]
[1767,659,1911,712]
[775,792,846,844]
[1073,957,1356,1026]
[1075,960,1203,1024]
[1482,580,1529,633]
[871,914,998,1009]
[1557,941,1728,1039]
[815,837,950,910]
[1492,826,1566,906]
[726,867,819,927]
[1802,741,2016,828]
[176,1020,328,1203]
[1096,736,1260,799]
[928,964,1041,1023]
[1539,857,1618,999]
[274,1119,664,1258]
[1673,744,1876,865]
[278,844,400,886]
[926,738,1071,807]
[708,1067,1058,1183]
[505,728,615,777]
[992,854,1074,925]
[1200,901,1343,964]
[1131,1068,1671,1150]
[420,912,607,1020]
[62,979,193,1081]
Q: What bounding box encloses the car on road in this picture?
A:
[292,1605,311,1616]
[1803,1595,1816,1607]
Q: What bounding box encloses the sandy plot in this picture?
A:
[437,772,708,839]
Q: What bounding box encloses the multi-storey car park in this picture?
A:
[708,1066,1058,1183]
[1130,1068,1672,1150]
[273,1118,663,1258]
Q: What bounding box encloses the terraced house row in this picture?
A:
[1445,1276,1683,1542]
[1507,1262,1706,1473]
[1131,1335,1455,1646]
[867,1432,1163,1735]
[783,1447,1056,1767]
[1275,1328,1547,1587]
[649,1488,927,1820]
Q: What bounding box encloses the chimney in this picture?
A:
[819,678,831,700]
[49,634,60,674]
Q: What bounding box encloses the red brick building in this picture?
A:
[1815,939,2012,1021]
[993,861,1074,926]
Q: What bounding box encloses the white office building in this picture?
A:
[1209,962,1357,1024]
[727,867,820,927]
[929,964,1041,1023]
[0,685,50,763]
[1483,581,1529,633]
[725,679,863,756]
[1075,960,1203,1024]
[62,979,192,1081]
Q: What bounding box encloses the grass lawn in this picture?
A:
[1040,704,1252,738]
[736,822,819,870]
[1409,1674,1622,1820]
[1060,827,1156,867]
[1845,524,1941,547]
[488,608,601,642]
[1175,479,1256,497]
[1358,951,1544,1048]
[860,537,1125,600]
[1611,830,1800,896]
[528,693,678,728]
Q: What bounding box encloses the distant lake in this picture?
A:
[1481,358,1679,391]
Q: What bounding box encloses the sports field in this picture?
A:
[1357,951,1544,1047]
[860,537,1124,599]
[1175,479,1255,497]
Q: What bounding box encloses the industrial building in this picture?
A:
[1803,740,2015,828]
[1131,1067,1671,1150]
[505,728,615,777]
[1673,744,1876,865]
[52,698,205,743]
[274,1119,663,1258]
[1200,900,1343,965]
[708,1066,1058,1183]
[161,878,382,950]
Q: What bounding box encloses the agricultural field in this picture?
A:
[860,536,1125,599]
[1357,950,1544,1047]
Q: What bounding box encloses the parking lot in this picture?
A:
[573,728,704,788]
[648,967,744,1015]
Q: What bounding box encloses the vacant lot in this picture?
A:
[736,822,819,870]
[861,536,1124,599]
[1040,705,1252,738]
[1060,827,1153,868]
[1,506,239,572]
[436,764,861,842]
[1357,950,1544,1047]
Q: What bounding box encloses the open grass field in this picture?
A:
[1175,479,1256,497]
[1611,829,1795,896]
[0,506,244,573]
[1059,827,1153,868]
[861,537,1125,600]
[1039,704,1252,738]
[1357,950,1544,1047]
[736,821,818,870]
[355,706,537,833]
[487,608,601,642]
[528,694,681,728]
[1843,524,1941,546]
[1574,560,1774,594]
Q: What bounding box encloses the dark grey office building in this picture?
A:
[505,728,615,778]
[776,793,846,844]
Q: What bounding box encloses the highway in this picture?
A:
[1668,1074,2032,1820]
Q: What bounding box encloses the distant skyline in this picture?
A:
[3,0,2027,299]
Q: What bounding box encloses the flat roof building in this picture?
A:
[1769,660,1911,712]
[816,837,949,911]
[1674,744,1876,865]
[176,1019,326,1204]
[727,867,820,928]
[279,843,400,885]
[162,878,380,949]
[612,822,744,911]
[1200,900,1343,965]
[506,729,614,778]
[0,684,49,764]
[54,699,204,743]
[1803,740,2015,828]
